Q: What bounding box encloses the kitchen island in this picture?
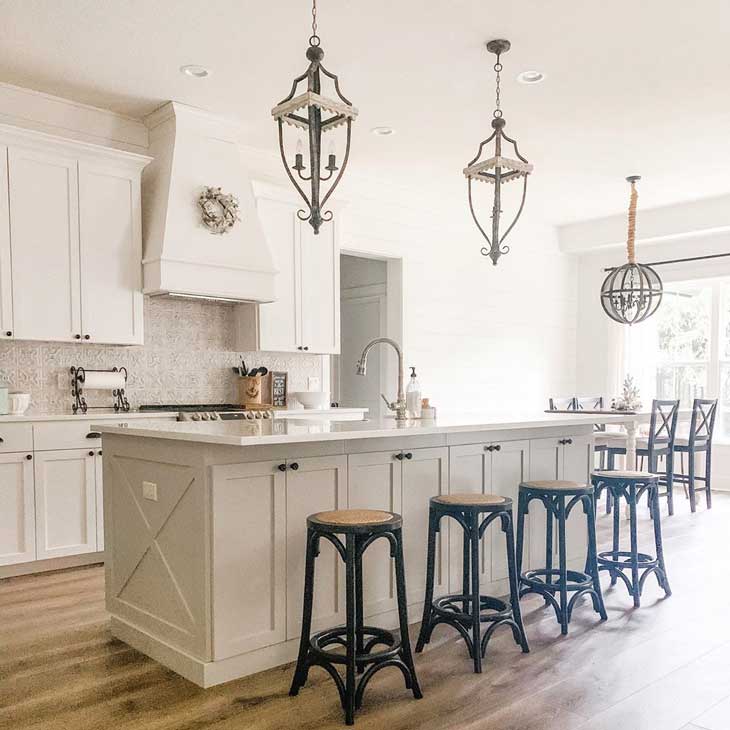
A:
[97,411,637,687]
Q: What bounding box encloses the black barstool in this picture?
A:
[289,509,421,726]
[415,493,529,673]
[516,480,607,635]
[591,470,671,607]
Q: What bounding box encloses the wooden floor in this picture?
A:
[2,493,729,730]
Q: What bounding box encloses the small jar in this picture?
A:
[420,397,436,420]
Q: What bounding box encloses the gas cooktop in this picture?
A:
[139,404,273,422]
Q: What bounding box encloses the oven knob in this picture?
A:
[201,413,210,421]
[192,414,201,421]
[210,412,220,420]
[263,410,272,419]
[246,412,255,420]
[255,411,262,419]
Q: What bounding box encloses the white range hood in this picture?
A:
[141,102,276,303]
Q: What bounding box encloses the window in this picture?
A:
[624,278,730,438]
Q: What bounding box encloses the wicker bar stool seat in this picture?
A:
[289,509,421,725]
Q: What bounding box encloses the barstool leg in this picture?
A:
[394,528,422,699]
[606,488,612,515]
[544,504,553,603]
[461,516,470,613]
[557,496,569,635]
[585,496,607,620]
[469,513,482,672]
[515,492,527,581]
[628,484,641,608]
[665,451,675,516]
[503,511,529,653]
[651,486,672,597]
[355,535,365,674]
[290,528,318,696]
[688,451,697,512]
[344,533,357,725]
[611,487,620,586]
[706,448,713,509]
[415,511,438,653]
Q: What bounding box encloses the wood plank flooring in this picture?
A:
[2,493,729,730]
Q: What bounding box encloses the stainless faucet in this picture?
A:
[356,337,407,420]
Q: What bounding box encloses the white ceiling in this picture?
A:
[2,0,729,224]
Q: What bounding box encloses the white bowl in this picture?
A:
[291,391,331,410]
[8,392,30,415]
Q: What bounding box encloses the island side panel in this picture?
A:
[103,433,211,661]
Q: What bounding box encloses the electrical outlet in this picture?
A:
[308,376,321,391]
[57,372,66,390]
[142,481,158,502]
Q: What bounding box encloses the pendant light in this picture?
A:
[600,176,663,324]
[271,0,357,234]
[464,40,533,265]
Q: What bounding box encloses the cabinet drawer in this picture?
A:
[34,420,128,451]
[0,423,33,453]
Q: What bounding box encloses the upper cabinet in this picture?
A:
[235,186,340,355]
[0,126,150,345]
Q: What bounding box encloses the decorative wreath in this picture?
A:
[198,186,241,234]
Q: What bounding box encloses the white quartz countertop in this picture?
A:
[0,410,176,423]
[93,411,640,447]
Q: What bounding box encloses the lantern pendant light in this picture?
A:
[271,0,358,234]
[464,39,533,265]
[600,176,663,325]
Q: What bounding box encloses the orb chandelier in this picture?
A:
[600,176,663,325]
[271,0,357,234]
[463,39,533,266]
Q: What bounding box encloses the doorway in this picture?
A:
[331,253,402,419]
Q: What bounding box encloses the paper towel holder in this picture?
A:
[70,366,130,414]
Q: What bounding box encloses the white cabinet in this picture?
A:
[286,455,347,638]
[449,440,528,594]
[0,129,148,345]
[235,192,340,355]
[34,449,97,559]
[78,162,143,345]
[528,435,591,569]
[8,146,81,342]
[0,452,35,566]
[211,461,287,659]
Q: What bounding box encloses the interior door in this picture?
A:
[0,452,35,565]
[8,147,81,342]
[0,146,13,338]
[299,219,339,354]
[78,162,143,345]
[347,450,402,617]
[286,455,347,639]
[257,199,300,352]
[34,449,97,559]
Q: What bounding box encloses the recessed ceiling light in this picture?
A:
[180,64,210,78]
[371,126,395,136]
[517,70,545,85]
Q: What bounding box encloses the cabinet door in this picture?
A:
[448,443,489,592]
[257,198,300,352]
[78,162,143,345]
[562,434,592,566]
[299,218,339,354]
[0,452,35,565]
[347,450,402,617]
[211,461,286,658]
[0,146,12,337]
[286,455,347,639]
[527,437,562,570]
[34,449,96,559]
[8,147,81,342]
[95,451,104,551]
[402,447,449,605]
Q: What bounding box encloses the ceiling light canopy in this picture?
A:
[371,126,395,136]
[272,0,357,234]
[179,64,209,78]
[517,70,545,85]
[464,39,533,266]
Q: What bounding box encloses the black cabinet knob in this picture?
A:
[84,334,90,340]
[404,452,413,459]
[88,450,95,457]
[394,452,404,461]
[277,463,287,472]
[98,450,102,456]
[5,331,11,337]
[0,437,4,443]
[290,462,299,471]
[493,444,501,451]
[26,454,32,460]
[303,346,309,351]
[297,346,303,351]
[566,438,573,445]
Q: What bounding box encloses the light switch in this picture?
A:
[142,481,158,502]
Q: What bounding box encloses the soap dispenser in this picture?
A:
[406,367,422,419]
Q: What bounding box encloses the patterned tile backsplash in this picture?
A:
[0,297,322,414]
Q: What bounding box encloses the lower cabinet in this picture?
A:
[34,449,98,560]
[0,452,35,566]
[449,440,528,594]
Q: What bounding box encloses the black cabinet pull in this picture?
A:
[558,438,573,446]
[26,454,32,460]
[290,462,299,471]
[86,431,101,439]
[404,452,413,459]
[394,452,404,461]
[277,463,287,472]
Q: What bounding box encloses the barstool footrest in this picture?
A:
[432,594,511,625]
[310,626,401,666]
[520,568,593,594]
[598,549,656,570]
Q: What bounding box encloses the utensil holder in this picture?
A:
[238,374,270,408]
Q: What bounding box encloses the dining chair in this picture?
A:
[548,397,576,411]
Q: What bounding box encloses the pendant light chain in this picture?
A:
[310,0,320,46]
[626,179,638,264]
[493,52,503,118]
